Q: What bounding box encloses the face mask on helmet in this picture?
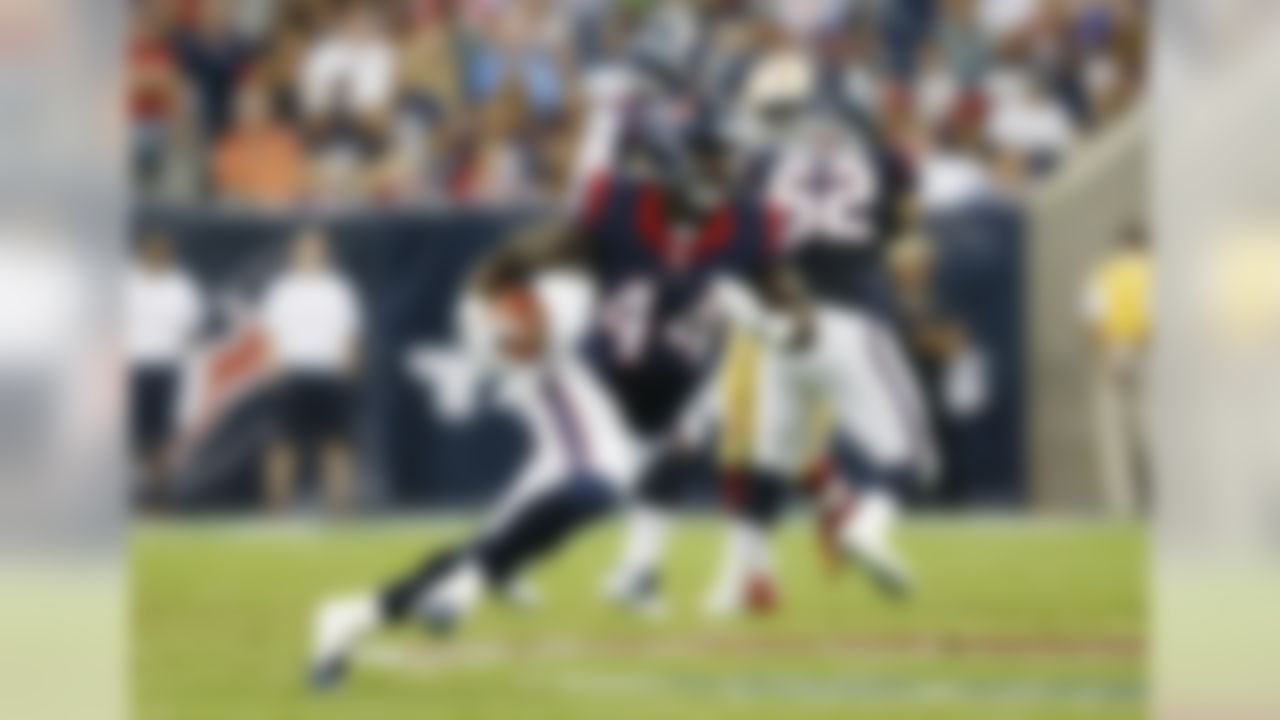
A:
[665,129,731,216]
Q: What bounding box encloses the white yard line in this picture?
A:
[359,631,1143,673]
[360,639,1142,707]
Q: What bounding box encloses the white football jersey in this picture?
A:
[411,271,640,503]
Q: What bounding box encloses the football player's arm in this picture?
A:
[712,263,815,349]
[752,262,816,348]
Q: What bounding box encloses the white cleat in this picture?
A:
[702,580,742,618]
[308,595,378,691]
[704,572,780,618]
[840,522,914,600]
[838,492,914,600]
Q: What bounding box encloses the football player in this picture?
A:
[308,120,809,687]
[695,83,932,615]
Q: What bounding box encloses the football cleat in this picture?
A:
[307,657,348,692]
[307,595,377,692]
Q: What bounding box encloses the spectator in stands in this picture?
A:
[978,0,1039,44]
[503,0,573,125]
[300,2,398,198]
[125,0,1148,208]
[129,4,183,192]
[914,40,962,130]
[1080,36,1125,124]
[390,1,466,201]
[918,124,994,216]
[445,82,539,206]
[174,0,259,144]
[986,69,1076,177]
[1074,2,1144,126]
[879,0,936,78]
[256,16,309,123]
[1081,222,1152,517]
[937,0,990,87]
[261,229,362,514]
[398,1,464,129]
[813,15,882,116]
[127,232,206,509]
[457,0,571,125]
[213,85,306,208]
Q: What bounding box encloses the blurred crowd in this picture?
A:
[130,0,1147,210]
[128,0,1149,511]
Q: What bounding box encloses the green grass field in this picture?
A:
[134,517,1144,720]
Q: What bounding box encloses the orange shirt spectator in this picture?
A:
[213,89,306,207]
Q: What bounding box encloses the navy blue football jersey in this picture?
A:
[758,119,911,317]
[577,175,779,438]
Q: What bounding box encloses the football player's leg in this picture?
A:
[309,472,616,690]
[705,345,805,616]
[309,545,466,691]
[705,467,789,616]
[826,319,930,599]
[604,329,763,615]
[472,477,616,606]
[603,453,689,615]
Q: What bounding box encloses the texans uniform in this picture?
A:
[578,175,780,445]
[717,113,930,484]
[765,117,909,316]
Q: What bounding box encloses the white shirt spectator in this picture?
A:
[987,87,1076,160]
[842,66,882,118]
[474,143,535,206]
[773,0,851,39]
[1084,51,1122,103]
[980,0,1041,40]
[984,64,1026,108]
[919,148,993,214]
[126,265,204,366]
[300,31,396,117]
[916,65,960,128]
[262,270,361,374]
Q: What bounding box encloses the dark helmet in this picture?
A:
[658,111,735,217]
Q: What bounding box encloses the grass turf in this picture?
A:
[134,516,1144,719]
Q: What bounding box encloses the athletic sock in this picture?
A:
[612,504,669,590]
[312,593,379,664]
[851,489,899,551]
[707,518,771,610]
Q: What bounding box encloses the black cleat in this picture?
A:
[308,657,349,692]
